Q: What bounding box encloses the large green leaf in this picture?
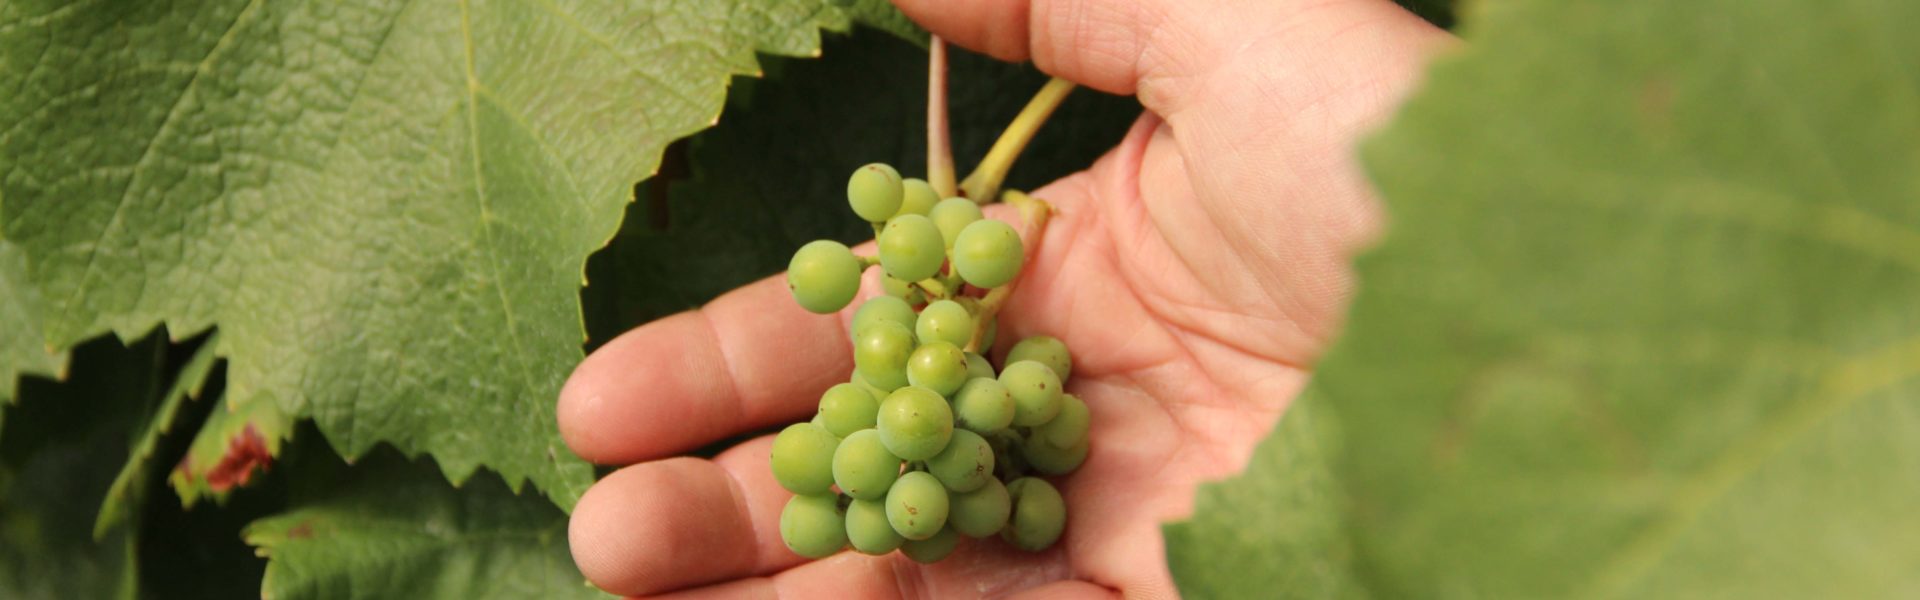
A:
[1166,0,1920,597]
[583,28,1141,340]
[0,240,65,412]
[245,447,604,600]
[0,0,899,508]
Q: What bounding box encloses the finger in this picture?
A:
[891,0,1447,113]
[890,0,1163,95]
[570,437,798,596]
[1007,580,1121,599]
[644,543,1086,600]
[558,273,851,464]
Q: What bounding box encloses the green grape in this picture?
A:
[1021,434,1088,475]
[952,377,1014,434]
[965,352,995,380]
[928,429,994,492]
[877,386,953,461]
[1034,393,1089,448]
[914,299,974,348]
[900,526,961,564]
[770,423,839,495]
[898,177,939,217]
[878,214,945,283]
[929,197,983,248]
[853,320,914,391]
[948,476,1010,538]
[845,498,904,555]
[780,493,848,558]
[851,371,889,400]
[786,240,863,314]
[1003,477,1066,551]
[1000,360,1063,427]
[885,471,949,540]
[850,296,917,341]
[906,341,969,397]
[848,163,904,222]
[832,429,902,500]
[881,273,925,304]
[817,383,879,438]
[811,412,826,427]
[952,219,1024,288]
[1006,335,1072,383]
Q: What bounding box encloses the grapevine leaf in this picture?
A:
[169,381,294,508]
[245,448,606,600]
[1167,0,1920,597]
[0,239,66,419]
[584,30,1140,339]
[0,0,891,509]
[94,331,223,537]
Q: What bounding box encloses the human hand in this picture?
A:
[559,0,1451,596]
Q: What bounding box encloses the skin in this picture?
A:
[558,0,1453,597]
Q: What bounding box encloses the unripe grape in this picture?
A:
[1003,477,1066,551]
[886,471,949,540]
[846,498,904,554]
[952,377,1014,434]
[833,430,902,501]
[848,163,903,222]
[915,299,974,348]
[770,423,839,495]
[780,494,848,558]
[1000,360,1063,427]
[898,177,940,217]
[949,476,1010,538]
[816,383,879,437]
[853,320,914,391]
[964,352,995,381]
[878,214,945,283]
[952,219,1024,288]
[1021,434,1088,475]
[1034,393,1090,448]
[787,240,862,314]
[930,197,983,248]
[1006,335,1072,383]
[906,341,969,397]
[928,429,994,492]
[877,386,952,461]
[850,296,917,341]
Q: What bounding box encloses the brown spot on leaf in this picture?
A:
[205,425,274,492]
[287,522,315,540]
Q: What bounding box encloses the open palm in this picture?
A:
[559,1,1448,597]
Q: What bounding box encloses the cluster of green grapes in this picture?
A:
[773,163,1088,563]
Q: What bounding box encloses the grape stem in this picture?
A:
[964,191,1052,353]
[926,36,958,198]
[961,78,1075,204]
[912,277,953,301]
